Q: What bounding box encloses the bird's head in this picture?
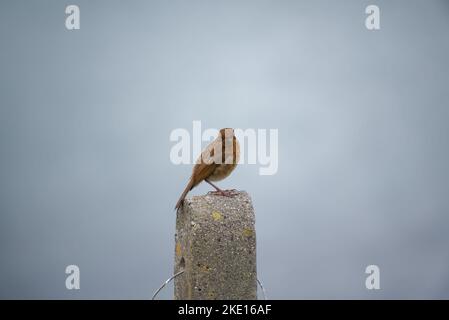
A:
[219,128,235,142]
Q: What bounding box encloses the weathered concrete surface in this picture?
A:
[174,191,257,300]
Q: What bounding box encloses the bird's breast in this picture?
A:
[207,163,237,182]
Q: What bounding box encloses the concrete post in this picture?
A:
[174,191,257,300]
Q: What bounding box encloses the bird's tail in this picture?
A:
[175,179,194,211]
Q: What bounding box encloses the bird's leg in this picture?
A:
[205,180,236,197]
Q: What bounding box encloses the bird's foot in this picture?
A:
[207,189,238,197]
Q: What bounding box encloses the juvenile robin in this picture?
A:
[175,128,240,210]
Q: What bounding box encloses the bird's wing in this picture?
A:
[191,146,218,186]
[191,161,217,186]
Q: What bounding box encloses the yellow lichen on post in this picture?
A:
[211,211,223,221]
[175,242,182,257]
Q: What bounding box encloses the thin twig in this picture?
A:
[257,278,267,300]
[152,271,267,300]
[151,270,184,300]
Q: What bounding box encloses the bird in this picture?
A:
[175,128,240,211]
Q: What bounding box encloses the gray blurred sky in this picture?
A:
[1,0,449,299]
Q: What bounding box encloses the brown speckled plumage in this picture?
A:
[175,128,240,210]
